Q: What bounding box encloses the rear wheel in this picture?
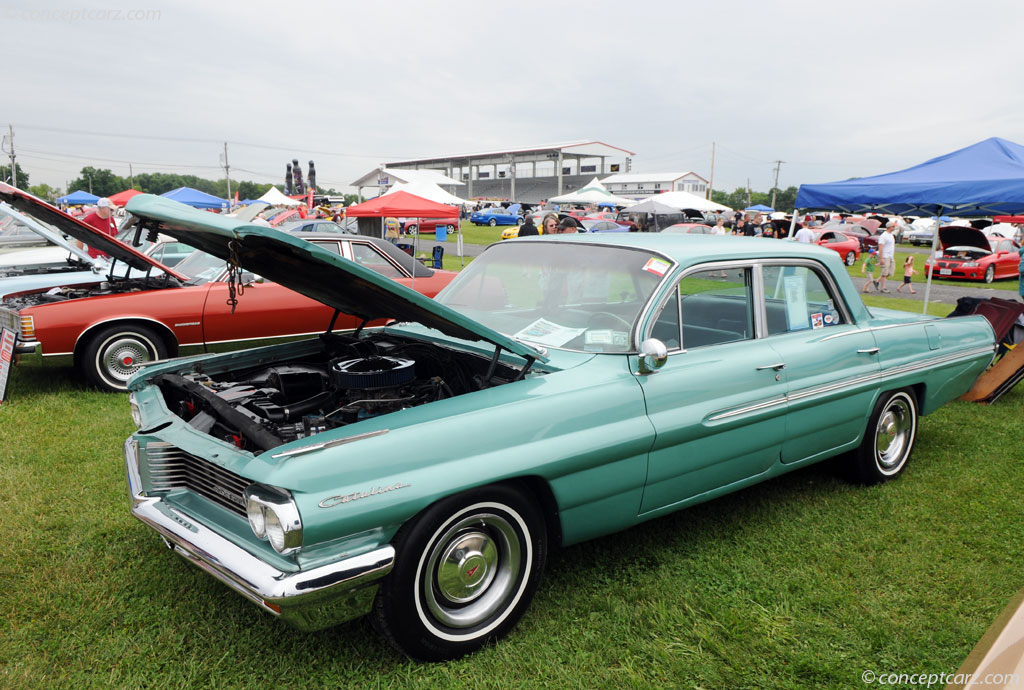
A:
[849,389,918,484]
[845,251,856,266]
[984,265,995,283]
[446,225,456,234]
[516,218,524,226]
[81,323,168,392]
[372,484,546,661]
[406,224,418,235]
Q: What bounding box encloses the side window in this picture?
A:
[312,240,342,255]
[350,243,403,278]
[761,265,846,335]
[650,268,753,349]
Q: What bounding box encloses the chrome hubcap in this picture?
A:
[875,397,914,473]
[424,513,521,628]
[102,337,152,382]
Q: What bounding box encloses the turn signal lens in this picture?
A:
[19,315,35,340]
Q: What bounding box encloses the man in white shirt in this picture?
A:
[876,222,897,292]
[795,223,815,243]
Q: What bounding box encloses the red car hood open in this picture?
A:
[939,225,992,252]
[0,183,187,280]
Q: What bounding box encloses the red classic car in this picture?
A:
[813,229,861,266]
[401,218,458,235]
[925,226,1021,283]
[0,186,457,391]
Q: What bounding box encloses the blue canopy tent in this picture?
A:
[160,187,228,209]
[745,204,774,213]
[794,137,1024,312]
[57,190,99,205]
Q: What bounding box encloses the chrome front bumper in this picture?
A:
[124,439,394,632]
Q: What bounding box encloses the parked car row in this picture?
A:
[0,184,457,391]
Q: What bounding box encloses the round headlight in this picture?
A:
[243,484,303,555]
[265,509,285,552]
[128,394,143,429]
[246,497,266,538]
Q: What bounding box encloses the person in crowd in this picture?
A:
[861,249,879,293]
[876,221,897,292]
[518,215,539,237]
[553,218,578,234]
[896,256,917,294]
[540,213,559,235]
[77,197,119,258]
[795,222,815,243]
[711,217,726,235]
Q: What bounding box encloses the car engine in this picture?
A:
[153,333,527,451]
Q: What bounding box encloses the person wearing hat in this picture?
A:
[78,197,119,258]
[554,217,578,234]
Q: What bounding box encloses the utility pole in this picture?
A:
[771,159,784,210]
[4,124,16,188]
[708,141,715,200]
[746,178,751,207]
[129,163,135,189]
[221,142,231,202]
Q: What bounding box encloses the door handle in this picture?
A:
[857,347,880,355]
[756,363,786,371]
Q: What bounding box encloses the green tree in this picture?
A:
[28,183,59,202]
[67,167,126,197]
[0,163,30,188]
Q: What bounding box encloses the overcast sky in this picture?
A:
[6,0,1024,199]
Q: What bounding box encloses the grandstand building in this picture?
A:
[353,141,635,203]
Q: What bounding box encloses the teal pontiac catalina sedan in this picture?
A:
[122,197,996,661]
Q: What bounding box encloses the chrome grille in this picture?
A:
[144,442,249,517]
[0,308,19,335]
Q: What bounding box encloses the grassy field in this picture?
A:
[3,247,1023,688]
[3,358,1022,689]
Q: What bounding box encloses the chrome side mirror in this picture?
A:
[637,338,668,375]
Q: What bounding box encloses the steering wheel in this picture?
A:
[588,311,632,331]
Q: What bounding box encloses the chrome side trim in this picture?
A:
[820,321,935,342]
[706,345,994,421]
[271,428,390,459]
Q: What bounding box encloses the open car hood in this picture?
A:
[0,183,186,279]
[126,194,545,362]
[939,225,992,252]
[0,201,102,266]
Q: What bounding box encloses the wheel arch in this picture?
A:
[73,317,179,366]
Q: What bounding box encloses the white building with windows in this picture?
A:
[600,172,709,199]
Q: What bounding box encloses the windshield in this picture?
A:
[435,241,672,353]
[173,249,226,284]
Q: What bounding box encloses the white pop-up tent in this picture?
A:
[257,186,303,206]
[548,177,636,206]
[645,190,731,213]
[384,180,469,206]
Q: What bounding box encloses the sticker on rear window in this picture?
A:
[642,258,670,276]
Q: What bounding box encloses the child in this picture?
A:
[861,249,879,293]
[896,256,917,294]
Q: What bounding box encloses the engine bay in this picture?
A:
[2,274,182,309]
[153,333,532,452]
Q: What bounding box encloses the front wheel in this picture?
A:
[516,218,524,226]
[372,484,547,661]
[984,265,995,283]
[488,219,497,227]
[845,251,856,266]
[81,323,169,392]
[849,389,918,484]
